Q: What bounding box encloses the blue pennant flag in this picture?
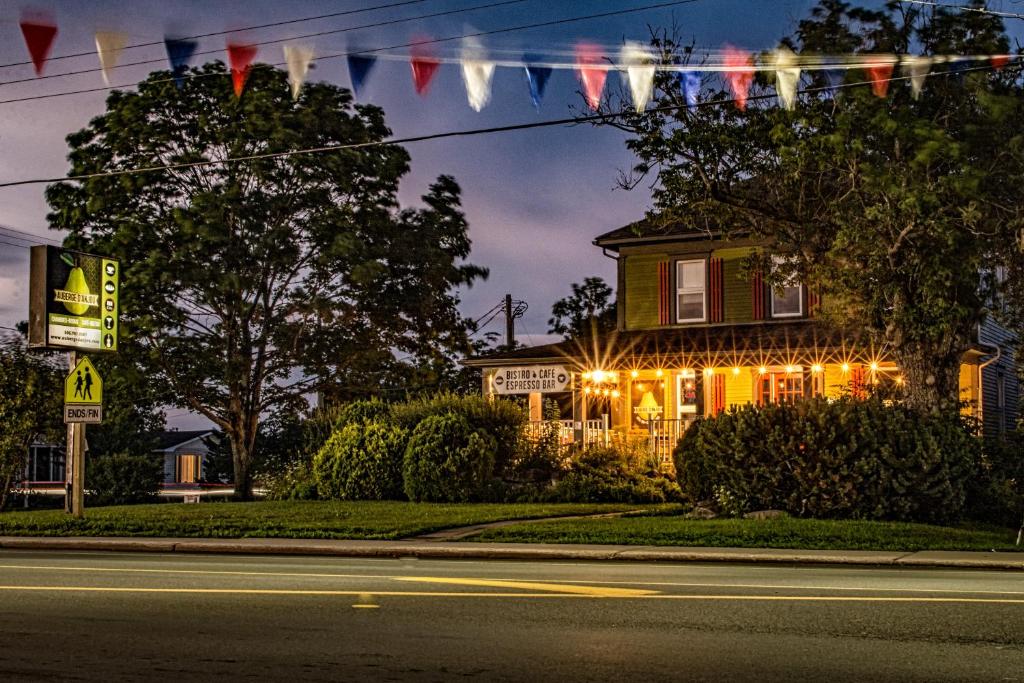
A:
[821,59,844,99]
[523,55,552,110]
[164,38,197,88]
[347,54,376,96]
[679,71,701,109]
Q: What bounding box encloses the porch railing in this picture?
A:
[524,415,611,450]
[647,418,688,465]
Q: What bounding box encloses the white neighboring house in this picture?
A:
[154,430,214,486]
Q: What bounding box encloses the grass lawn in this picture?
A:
[0,501,650,540]
[471,511,1024,552]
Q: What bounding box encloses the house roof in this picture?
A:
[154,430,215,452]
[593,215,729,250]
[463,322,884,368]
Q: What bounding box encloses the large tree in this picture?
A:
[548,276,617,340]
[47,62,486,498]
[0,333,63,510]
[601,0,1023,414]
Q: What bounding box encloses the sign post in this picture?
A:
[29,246,119,517]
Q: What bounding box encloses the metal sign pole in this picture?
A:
[64,351,75,514]
[65,350,86,518]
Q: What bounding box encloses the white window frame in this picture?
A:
[675,259,706,323]
[770,256,803,319]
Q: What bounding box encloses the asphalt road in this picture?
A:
[0,550,1021,682]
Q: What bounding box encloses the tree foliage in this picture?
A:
[0,335,63,510]
[547,276,617,340]
[601,0,1024,413]
[46,62,486,498]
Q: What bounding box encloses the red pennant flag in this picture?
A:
[410,41,440,96]
[866,60,895,98]
[991,54,1010,70]
[20,18,58,76]
[575,43,607,110]
[723,46,755,110]
[227,42,257,97]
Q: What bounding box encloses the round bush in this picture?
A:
[402,413,497,502]
[312,421,408,500]
[673,397,978,523]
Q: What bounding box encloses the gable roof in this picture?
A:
[594,214,736,250]
[153,430,215,452]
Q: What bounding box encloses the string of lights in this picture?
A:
[0,0,706,104]
[0,59,1013,190]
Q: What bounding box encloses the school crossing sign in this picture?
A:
[64,357,103,424]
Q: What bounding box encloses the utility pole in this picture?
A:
[505,294,514,350]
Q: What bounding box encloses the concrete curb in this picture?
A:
[1,536,1022,569]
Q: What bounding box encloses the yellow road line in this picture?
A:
[0,585,1023,603]
[393,576,658,597]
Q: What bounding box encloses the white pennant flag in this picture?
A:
[903,55,932,99]
[620,41,655,113]
[460,37,495,111]
[284,45,315,100]
[95,31,128,85]
[772,47,801,110]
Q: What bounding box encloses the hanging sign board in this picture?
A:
[491,365,570,394]
[64,356,103,424]
[29,246,120,352]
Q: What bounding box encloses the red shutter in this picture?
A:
[658,261,671,325]
[808,289,820,318]
[713,374,726,414]
[709,257,725,323]
[752,269,766,320]
[851,367,865,398]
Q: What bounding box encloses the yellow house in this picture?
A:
[466,221,1018,457]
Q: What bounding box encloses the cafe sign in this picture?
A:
[491,365,570,395]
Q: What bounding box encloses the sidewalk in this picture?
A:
[1,535,1021,569]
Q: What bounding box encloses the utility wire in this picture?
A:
[899,0,1024,21]
[0,0,705,104]
[0,59,1013,190]
[0,224,63,245]
[0,0,531,88]
[0,0,433,71]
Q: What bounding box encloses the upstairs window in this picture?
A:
[676,259,706,323]
[770,256,802,318]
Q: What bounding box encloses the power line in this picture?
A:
[0,0,531,88]
[0,0,705,105]
[899,0,1024,21]
[0,224,63,245]
[0,0,433,71]
[0,58,1012,190]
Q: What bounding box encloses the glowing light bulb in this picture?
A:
[869,362,879,372]
[811,364,823,373]
[704,368,714,377]
[655,368,664,378]
[630,369,639,379]
[582,372,592,380]
[732,367,741,376]
[584,387,591,395]
[592,369,606,383]
[785,365,795,374]
[637,384,645,392]
[895,376,904,385]
[759,366,768,375]
[602,388,610,397]
[611,390,620,398]
[841,363,850,373]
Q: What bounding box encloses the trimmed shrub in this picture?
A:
[88,453,163,506]
[312,421,408,500]
[402,413,496,502]
[965,434,1024,526]
[392,393,525,477]
[264,460,319,501]
[533,446,682,504]
[303,399,392,457]
[673,397,978,523]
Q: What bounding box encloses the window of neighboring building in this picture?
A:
[770,256,802,318]
[676,259,706,322]
[176,454,200,484]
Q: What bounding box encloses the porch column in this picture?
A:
[528,392,542,421]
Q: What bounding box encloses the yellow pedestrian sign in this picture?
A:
[65,357,102,423]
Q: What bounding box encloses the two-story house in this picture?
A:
[466,219,1019,459]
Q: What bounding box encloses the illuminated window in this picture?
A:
[676,259,706,323]
[770,256,802,318]
[176,454,200,484]
[757,369,805,404]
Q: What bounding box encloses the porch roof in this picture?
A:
[464,322,881,368]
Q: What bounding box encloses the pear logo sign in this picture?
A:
[28,246,120,353]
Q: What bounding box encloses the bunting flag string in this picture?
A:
[621,41,655,113]
[903,55,932,99]
[19,16,58,76]
[679,71,701,109]
[866,56,897,98]
[227,42,258,97]
[576,43,607,111]
[460,37,495,111]
[165,38,197,88]
[284,45,314,100]
[772,47,800,110]
[410,39,440,95]
[523,56,552,110]
[723,46,754,110]
[95,31,128,85]
[347,53,377,96]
